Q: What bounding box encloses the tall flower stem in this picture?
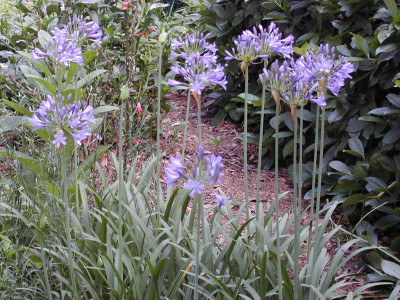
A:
[156,44,163,201]
[273,92,283,300]
[256,60,268,244]
[62,147,79,299]
[292,106,300,300]
[296,105,304,300]
[39,232,53,300]
[244,63,250,223]
[194,92,203,300]
[307,106,320,265]
[117,101,125,294]
[313,106,326,263]
[181,89,191,161]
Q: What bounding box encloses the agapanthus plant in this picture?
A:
[304,44,354,105]
[53,15,102,47]
[31,37,84,66]
[254,23,294,59]
[168,52,227,97]
[31,16,102,66]
[171,31,217,59]
[164,146,228,209]
[29,94,96,148]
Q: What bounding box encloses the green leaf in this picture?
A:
[212,109,227,126]
[369,107,400,115]
[343,194,367,208]
[381,259,400,279]
[72,70,107,89]
[387,93,400,108]
[3,99,32,116]
[383,128,400,145]
[283,139,294,158]
[375,43,398,55]
[359,115,386,124]
[374,215,400,229]
[93,106,119,115]
[384,0,398,17]
[0,116,26,133]
[351,33,369,58]
[348,138,364,158]
[38,30,53,49]
[83,50,98,64]
[329,160,351,175]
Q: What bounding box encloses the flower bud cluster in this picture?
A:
[164,146,229,210]
[31,15,102,66]
[28,94,96,148]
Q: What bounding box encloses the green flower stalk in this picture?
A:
[156,43,164,201]
[256,59,268,244]
[244,63,250,222]
[181,89,191,161]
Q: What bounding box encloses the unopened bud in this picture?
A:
[291,106,296,121]
[158,28,167,43]
[240,60,248,75]
[320,76,327,89]
[120,84,129,101]
[192,91,201,108]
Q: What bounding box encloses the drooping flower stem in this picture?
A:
[181,88,191,161]
[307,106,320,265]
[156,44,163,201]
[256,60,268,243]
[244,63,250,222]
[273,91,283,300]
[61,147,79,299]
[117,100,125,293]
[292,106,300,300]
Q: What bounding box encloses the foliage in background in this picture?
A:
[179,0,400,292]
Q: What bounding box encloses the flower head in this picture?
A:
[225,30,261,63]
[303,44,354,105]
[28,94,96,147]
[53,15,102,47]
[168,52,227,95]
[259,59,291,94]
[254,23,294,59]
[122,2,131,10]
[137,102,143,114]
[171,32,217,59]
[31,37,84,66]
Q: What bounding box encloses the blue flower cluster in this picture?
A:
[28,94,96,148]
[168,32,227,97]
[225,22,294,63]
[164,146,229,210]
[260,44,354,107]
[31,16,102,66]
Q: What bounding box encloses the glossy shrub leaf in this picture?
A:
[381,259,400,279]
[329,160,351,175]
[348,138,364,158]
[374,215,400,229]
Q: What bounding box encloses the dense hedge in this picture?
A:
[181,0,400,285]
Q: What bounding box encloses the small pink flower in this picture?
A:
[83,139,88,145]
[137,102,143,114]
[122,2,131,10]
[132,139,142,145]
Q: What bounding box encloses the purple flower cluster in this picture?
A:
[31,16,102,66]
[164,146,229,209]
[171,32,217,59]
[28,94,96,148]
[259,44,354,107]
[168,32,227,96]
[225,23,294,62]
